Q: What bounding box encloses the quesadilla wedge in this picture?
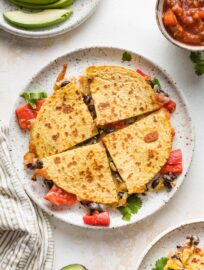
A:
[35,143,118,204]
[86,65,161,126]
[102,109,173,194]
[28,80,98,159]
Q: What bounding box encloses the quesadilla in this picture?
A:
[29,80,98,159]
[102,109,173,194]
[86,65,161,126]
[35,143,118,204]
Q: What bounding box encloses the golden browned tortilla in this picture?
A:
[86,65,161,126]
[35,143,118,204]
[102,109,173,194]
[29,80,98,159]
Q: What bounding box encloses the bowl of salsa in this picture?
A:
[156,0,204,51]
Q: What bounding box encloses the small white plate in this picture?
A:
[0,0,100,38]
[8,46,194,229]
[137,220,204,269]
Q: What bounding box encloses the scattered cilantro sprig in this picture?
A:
[152,78,161,88]
[122,51,132,61]
[20,91,47,109]
[152,257,168,270]
[190,52,204,76]
[118,195,142,221]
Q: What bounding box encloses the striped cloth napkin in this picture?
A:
[0,124,54,270]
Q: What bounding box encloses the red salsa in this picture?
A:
[163,0,204,45]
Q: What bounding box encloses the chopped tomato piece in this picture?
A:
[136,69,151,80]
[171,128,176,137]
[166,149,182,165]
[44,185,77,206]
[163,100,176,113]
[83,211,110,227]
[16,99,45,130]
[160,163,183,174]
[163,9,177,27]
[108,120,125,130]
[199,10,204,19]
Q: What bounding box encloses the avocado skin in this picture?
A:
[18,0,57,4]
[3,9,73,29]
[61,265,87,270]
[11,0,74,9]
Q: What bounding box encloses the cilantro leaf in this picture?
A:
[20,91,47,109]
[152,78,161,88]
[190,52,204,76]
[152,257,168,270]
[118,206,131,221]
[118,195,142,221]
[122,51,132,61]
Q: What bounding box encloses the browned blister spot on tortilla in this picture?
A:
[54,157,61,164]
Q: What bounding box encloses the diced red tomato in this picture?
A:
[166,149,182,165]
[83,211,110,227]
[160,163,183,174]
[16,99,45,130]
[171,128,176,137]
[44,185,77,206]
[199,10,204,19]
[136,69,151,81]
[107,120,125,130]
[163,9,177,27]
[163,100,176,113]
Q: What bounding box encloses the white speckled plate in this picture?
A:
[8,47,194,229]
[137,220,204,269]
[0,0,100,38]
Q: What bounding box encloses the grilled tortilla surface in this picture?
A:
[29,80,97,159]
[86,65,161,126]
[102,109,173,194]
[36,143,118,204]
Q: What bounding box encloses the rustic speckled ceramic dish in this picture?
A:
[0,0,100,38]
[156,0,204,51]
[8,47,194,229]
[137,220,204,269]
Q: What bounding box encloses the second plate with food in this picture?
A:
[137,220,204,269]
[0,0,100,38]
[9,47,194,228]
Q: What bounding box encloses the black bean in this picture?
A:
[163,180,173,191]
[88,104,95,112]
[83,94,92,105]
[151,175,160,189]
[118,192,124,199]
[27,163,37,170]
[44,179,53,189]
[60,80,70,87]
[103,128,115,134]
[163,173,177,182]
[171,255,181,261]
[36,160,43,169]
[84,202,105,213]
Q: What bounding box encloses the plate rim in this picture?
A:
[8,46,195,229]
[136,218,204,269]
[0,0,100,38]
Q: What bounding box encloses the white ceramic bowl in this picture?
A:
[8,46,194,229]
[156,0,204,51]
[0,0,100,38]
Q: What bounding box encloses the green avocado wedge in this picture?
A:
[3,9,73,29]
[18,0,57,4]
[11,0,74,9]
[61,265,87,270]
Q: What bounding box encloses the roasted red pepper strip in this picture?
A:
[163,100,176,113]
[83,211,110,227]
[136,69,151,80]
[161,149,183,174]
[160,163,183,174]
[44,185,77,206]
[16,100,45,130]
[166,149,182,165]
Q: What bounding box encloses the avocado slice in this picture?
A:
[18,0,57,4]
[3,9,73,29]
[10,0,74,9]
[61,265,87,270]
